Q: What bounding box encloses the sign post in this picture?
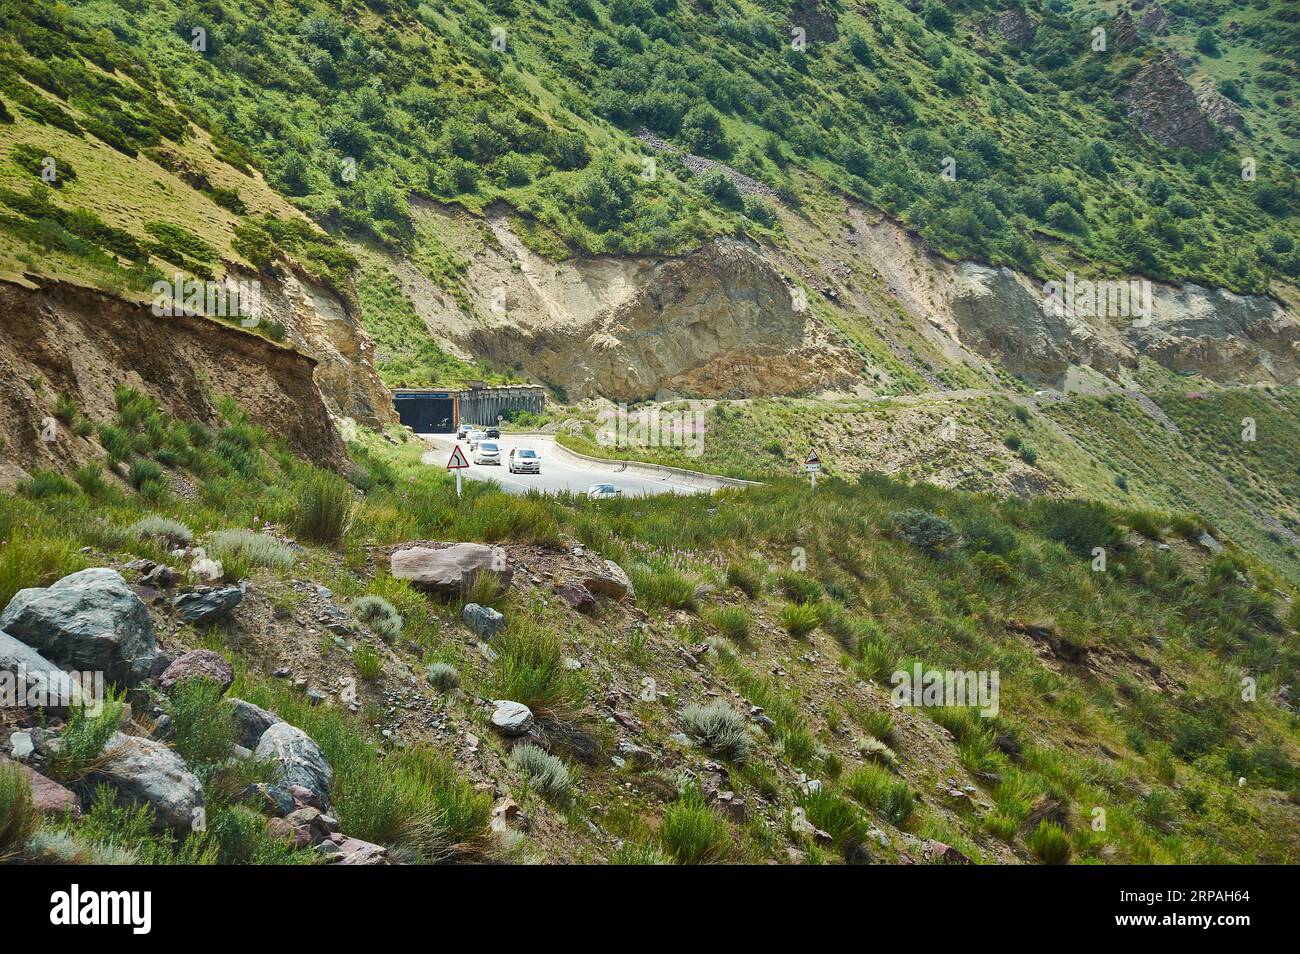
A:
[804,449,821,489]
[447,444,469,498]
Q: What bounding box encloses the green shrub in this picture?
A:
[891,509,960,554]
[659,788,732,864]
[628,563,697,610]
[18,470,79,498]
[46,695,126,783]
[1029,498,1121,558]
[0,527,89,611]
[778,570,822,604]
[485,623,583,719]
[778,601,820,638]
[706,605,751,641]
[53,395,79,424]
[292,471,353,544]
[0,761,39,862]
[127,458,163,490]
[509,743,572,801]
[354,644,384,680]
[168,680,237,767]
[97,423,134,462]
[72,463,112,498]
[1028,820,1072,864]
[681,700,752,762]
[843,763,914,825]
[725,561,762,598]
[859,709,895,743]
[353,595,403,642]
[800,787,869,854]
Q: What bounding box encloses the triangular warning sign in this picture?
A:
[447,445,469,469]
[805,450,820,466]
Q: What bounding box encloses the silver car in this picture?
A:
[467,430,486,450]
[508,448,540,474]
[474,441,501,465]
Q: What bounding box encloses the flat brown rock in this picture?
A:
[390,543,513,595]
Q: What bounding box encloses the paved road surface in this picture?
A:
[418,433,711,497]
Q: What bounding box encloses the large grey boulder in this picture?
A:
[391,544,513,596]
[88,733,205,832]
[225,697,283,749]
[0,569,161,685]
[0,630,86,713]
[254,722,334,809]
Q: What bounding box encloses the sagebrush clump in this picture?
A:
[353,595,403,642]
[509,744,572,801]
[681,700,752,763]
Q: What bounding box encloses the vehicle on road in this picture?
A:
[586,483,622,499]
[474,442,501,465]
[456,422,475,439]
[486,426,500,439]
[467,430,486,450]
[508,448,540,474]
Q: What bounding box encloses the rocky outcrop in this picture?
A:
[89,733,205,832]
[1196,79,1246,133]
[0,278,347,488]
[1124,51,1216,152]
[1110,10,1140,50]
[0,631,87,713]
[0,756,81,817]
[226,698,284,749]
[945,265,1127,383]
[1138,3,1169,34]
[1128,285,1300,383]
[254,722,334,809]
[172,586,244,626]
[0,569,162,686]
[988,8,1037,48]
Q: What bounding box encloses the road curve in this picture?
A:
[416,433,733,497]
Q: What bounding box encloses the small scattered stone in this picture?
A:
[489,700,534,736]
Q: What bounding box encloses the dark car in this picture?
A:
[486,426,500,439]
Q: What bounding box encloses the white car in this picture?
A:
[467,430,487,450]
[586,483,622,499]
[456,422,474,439]
[508,448,541,474]
[474,442,501,465]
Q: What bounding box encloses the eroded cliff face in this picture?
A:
[386,202,862,402]
[779,201,1300,392]
[942,265,1300,387]
[0,278,346,488]
[249,267,396,427]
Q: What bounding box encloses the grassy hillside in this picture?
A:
[2,0,1298,296]
[4,391,1298,864]
[555,385,1300,580]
